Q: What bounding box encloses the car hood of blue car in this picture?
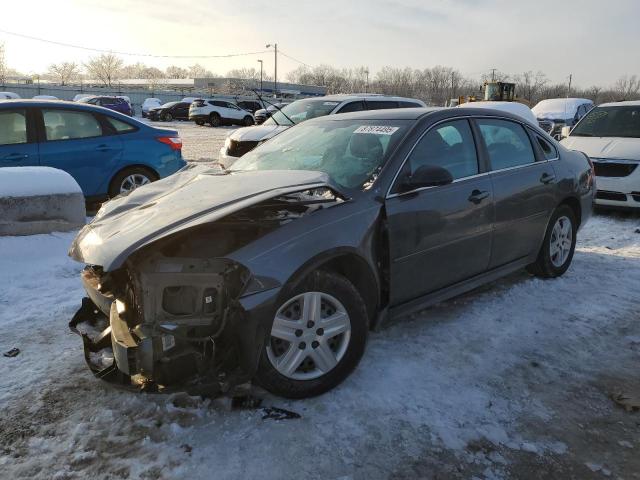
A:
[69,164,331,271]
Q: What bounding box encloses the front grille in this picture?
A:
[596,190,628,201]
[227,139,259,157]
[593,161,638,177]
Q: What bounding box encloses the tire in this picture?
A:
[195,120,205,126]
[243,116,254,126]
[255,270,368,399]
[209,112,222,127]
[108,167,158,198]
[164,112,173,122]
[527,205,577,278]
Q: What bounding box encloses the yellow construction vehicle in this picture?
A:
[458,81,531,107]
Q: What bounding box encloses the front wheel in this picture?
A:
[527,205,577,278]
[163,112,173,122]
[255,271,368,399]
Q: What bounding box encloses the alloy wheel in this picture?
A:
[120,174,151,193]
[266,292,351,381]
[549,215,573,268]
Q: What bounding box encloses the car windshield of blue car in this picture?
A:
[571,106,640,138]
[264,99,342,126]
[231,119,411,189]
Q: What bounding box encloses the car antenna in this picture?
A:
[251,89,295,126]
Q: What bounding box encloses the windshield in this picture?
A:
[264,99,342,126]
[231,119,412,189]
[161,102,178,108]
[571,105,640,138]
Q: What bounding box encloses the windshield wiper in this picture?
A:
[251,89,295,126]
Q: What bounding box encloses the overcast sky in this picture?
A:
[2,0,639,87]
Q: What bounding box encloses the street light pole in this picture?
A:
[365,68,369,93]
[266,43,277,96]
[257,59,263,94]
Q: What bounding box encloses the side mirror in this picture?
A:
[560,126,571,139]
[400,165,454,192]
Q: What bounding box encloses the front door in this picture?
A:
[37,107,123,196]
[473,118,557,268]
[0,108,39,167]
[386,119,494,305]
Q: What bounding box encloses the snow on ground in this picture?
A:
[1,213,640,479]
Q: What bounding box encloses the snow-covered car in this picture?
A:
[142,98,163,118]
[0,92,21,100]
[68,107,593,398]
[533,98,593,139]
[219,95,426,167]
[561,100,640,209]
[32,95,59,100]
[189,99,254,127]
[254,103,288,124]
[73,94,92,102]
[457,101,538,126]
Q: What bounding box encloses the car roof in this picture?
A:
[0,99,142,118]
[312,94,425,103]
[598,100,640,107]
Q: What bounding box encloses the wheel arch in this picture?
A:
[559,196,582,228]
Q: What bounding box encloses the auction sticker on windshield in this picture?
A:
[354,126,400,135]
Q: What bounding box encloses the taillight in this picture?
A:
[157,136,182,151]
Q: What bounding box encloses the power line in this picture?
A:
[0,28,269,59]
[278,50,314,69]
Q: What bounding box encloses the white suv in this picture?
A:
[189,99,255,127]
[219,94,426,166]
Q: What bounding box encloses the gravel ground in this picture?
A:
[1,211,639,479]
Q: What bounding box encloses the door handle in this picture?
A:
[95,144,115,152]
[540,173,556,184]
[2,153,28,161]
[468,189,490,204]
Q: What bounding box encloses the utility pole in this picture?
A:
[490,68,497,82]
[266,43,277,96]
[567,74,572,98]
[365,68,369,93]
[257,59,263,94]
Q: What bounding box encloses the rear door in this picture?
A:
[385,119,494,304]
[37,107,123,196]
[224,102,245,120]
[473,118,557,268]
[0,107,39,167]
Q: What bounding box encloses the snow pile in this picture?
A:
[458,101,538,125]
[0,167,81,198]
[532,98,592,120]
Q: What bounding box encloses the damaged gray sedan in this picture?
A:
[69,107,594,398]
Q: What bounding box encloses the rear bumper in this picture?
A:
[189,114,209,122]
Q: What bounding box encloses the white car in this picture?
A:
[0,92,20,100]
[457,101,538,126]
[32,95,58,100]
[73,94,92,102]
[142,98,162,118]
[533,98,593,139]
[189,99,255,127]
[218,94,426,167]
[561,100,640,209]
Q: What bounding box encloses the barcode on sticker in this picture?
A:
[354,126,399,135]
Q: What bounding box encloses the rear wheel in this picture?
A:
[255,270,368,399]
[243,115,254,126]
[108,167,158,198]
[209,113,222,127]
[163,112,173,122]
[527,205,577,278]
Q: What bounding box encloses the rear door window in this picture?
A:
[104,116,137,134]
[476,119,536,170]
[0,109,28,145]
[337,101,365,114]
[366,101,399,110]
[42,109,103,141]
[398,101,422,108]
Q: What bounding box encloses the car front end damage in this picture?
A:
[68,167,347,394]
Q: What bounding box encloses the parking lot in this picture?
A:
[1,156,639,480]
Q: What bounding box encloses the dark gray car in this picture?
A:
[69,107,595,398]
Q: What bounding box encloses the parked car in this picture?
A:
[68,107,593,398]
[457,101,538,125]
[561,100,640,209]
[219,94,426,166]
[236,100,263,114]
[147,101,191,122]
[189,99,255,127]
[142,98,162,118]
[0,92,21,100]
[32,95,59,100]
[81,96,133,117]
[533,98,593,139]
[254,103,288,125]
[0,100,185,201]
[73,94,93,102]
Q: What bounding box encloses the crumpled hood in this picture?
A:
[561,136,640,161]
[69,165,331,271]
[229,124,289,142]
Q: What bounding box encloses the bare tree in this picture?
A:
[0,43,6,84]
[188,64,215,79]
[612,75,640,100]
[166,65,189,79]
[47,62,79,86]
[516,70,548,103]
[84,53,123,86]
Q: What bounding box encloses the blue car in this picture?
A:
[0,100,186,201]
